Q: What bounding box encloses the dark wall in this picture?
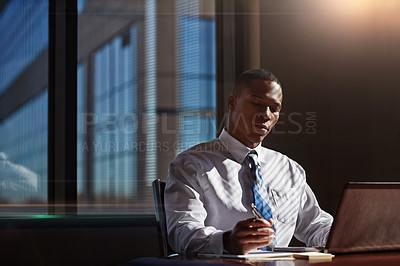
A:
[259,1,400,215]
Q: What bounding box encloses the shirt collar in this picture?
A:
[218,128,262,164]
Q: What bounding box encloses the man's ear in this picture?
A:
[227,94,236,110]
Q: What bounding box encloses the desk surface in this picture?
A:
[313,252,400,266]
[122,252,400,266]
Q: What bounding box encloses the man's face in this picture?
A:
[227,79,283,148]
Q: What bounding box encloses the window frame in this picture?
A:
[48,0,77,215]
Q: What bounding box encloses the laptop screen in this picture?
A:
[326,182,400,253]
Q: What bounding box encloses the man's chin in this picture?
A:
[253,128,270,137]
[251,124,270,135]
[249,133,269,146]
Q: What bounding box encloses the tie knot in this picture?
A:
[247,150,263,184]
[247,151,259,169]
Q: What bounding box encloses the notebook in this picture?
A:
[325,182,400,253]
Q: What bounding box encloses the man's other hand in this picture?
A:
[223,218,275,255]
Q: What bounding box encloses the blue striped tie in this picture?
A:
[247,151,277,251]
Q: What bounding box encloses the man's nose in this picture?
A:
[258,107,273,120]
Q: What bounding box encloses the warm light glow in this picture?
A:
[322,0,398,15]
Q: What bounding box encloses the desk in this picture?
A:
[313,252,400,266]
[121,252,400,266]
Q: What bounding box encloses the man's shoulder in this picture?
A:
[188,138,226,152]
[259,146,288,159]
[174,138,227,161]
[260,146,305,172]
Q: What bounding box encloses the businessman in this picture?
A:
[165,69,333,255]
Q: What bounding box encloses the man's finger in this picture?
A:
[239,218,274,227]
[235,227,275,236]
[239,234,276,247]
[250,234,275,243]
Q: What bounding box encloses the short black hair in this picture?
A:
[233,69,281,95]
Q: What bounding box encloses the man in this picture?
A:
[165,69,333,255]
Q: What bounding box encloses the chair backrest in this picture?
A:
[152,179,176,257]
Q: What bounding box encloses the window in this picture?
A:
[0,0,215,216]
[0,0,48,215]
[77,0,216,214]
[177,15,216,152]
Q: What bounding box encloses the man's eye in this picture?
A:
[272,106,281,113]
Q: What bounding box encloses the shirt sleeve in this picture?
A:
[294,183,333,247]
[164,159,224,255]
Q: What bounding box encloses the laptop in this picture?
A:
[325,182,400,254]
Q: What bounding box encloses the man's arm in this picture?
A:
[294,184,333,247]
[165,162,225,255]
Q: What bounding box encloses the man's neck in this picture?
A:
[225,128,260,149]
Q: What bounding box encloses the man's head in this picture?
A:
[227,69,283,148]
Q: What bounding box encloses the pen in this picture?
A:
[251,203,263,219]
[251,203,275,251]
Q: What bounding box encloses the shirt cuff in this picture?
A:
[203,230,225,255]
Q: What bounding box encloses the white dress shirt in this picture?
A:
[165,129,333,255]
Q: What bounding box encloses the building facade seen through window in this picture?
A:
[77,0,216,214]
[0,0,48,214]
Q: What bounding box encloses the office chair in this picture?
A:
[152,179,178,258]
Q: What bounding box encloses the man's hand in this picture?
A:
[223,218,275,255]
